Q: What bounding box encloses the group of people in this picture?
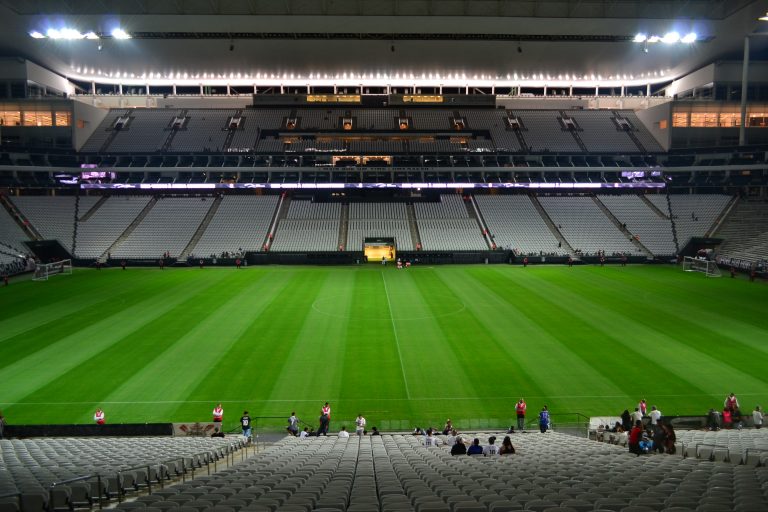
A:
[706,393,763,430]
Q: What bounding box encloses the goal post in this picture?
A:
[682,256,721,277]
[33,259,73,281]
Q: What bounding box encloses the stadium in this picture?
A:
[1,0,768,510]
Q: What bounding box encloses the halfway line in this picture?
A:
[381,270,411,400]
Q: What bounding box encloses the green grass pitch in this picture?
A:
[0,264,766,433]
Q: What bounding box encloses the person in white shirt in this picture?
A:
[355,414,366,436]
[338,426,350,438]
[753,406,764,429]
[649,406,662,426]
[483,436,500,456]
[630,407,643,424]
[299,427,310,438]
[445,428,458,447]
[423,428,441,447]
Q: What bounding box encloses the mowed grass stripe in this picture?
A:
[12,269,263,424]
[559,268,768,379]
[0,269,229,406]
[476,266,709,414]
[457,266,628,402]
[159,268,330,425]
[382,268,486,403]
[509,267,765,407]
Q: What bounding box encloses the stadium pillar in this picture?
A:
[172,84,176,95]
[621,86,625,96]
[91,81,96,94]
[646,83,651,97]
[569,85,573,96]
[543,85,547,97]
[119,83,123,95]
[739,35,750,146]
[595,86,599,96]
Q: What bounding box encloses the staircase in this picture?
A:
[561,112,588,152]
[665,190,680,254]
[337,203,349,251]
[466,195,494,249]
[98,110,131,153]
[178,196,223,260]
[222,109,243,151]
[263,193,291,251]
[639,194,670,220]
[591,195,653,258]
[1,195,43,241]
[406,203,422,250]
[161,109,187,152]
[72,195,80,257]
[528,194,577,257]
[99,197,158,260]
[613,111,647,153]
[706,195,739,238]
[79,195,109,222]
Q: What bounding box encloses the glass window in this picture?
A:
[719,113,740,127]
[672,112,688,127]
[23,111,53,126]
[55,112,71,126]
[0,111,21,126]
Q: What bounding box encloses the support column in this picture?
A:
[646,83,651,97]
[91,81,96,94]
[739,36,750,146]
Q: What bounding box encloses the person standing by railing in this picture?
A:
[516,398,527,431]
[94,408,105,425]
[212,403,224,423]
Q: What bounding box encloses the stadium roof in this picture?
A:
[0,0,767,89]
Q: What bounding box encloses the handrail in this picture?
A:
[38,439,247,511]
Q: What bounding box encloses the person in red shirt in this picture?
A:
[515,399,527,431]
[523,257,528,268]
[94,408,105,425]
[212,403,224,423]
[235,258,241,269]
[628,420,643,455]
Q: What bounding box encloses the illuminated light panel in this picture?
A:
[29,31,45,39]
[681,32,697,44]
[633,33,647,43]
[661,32,680,44]
[111,28,131,40]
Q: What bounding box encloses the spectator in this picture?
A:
[450,437,467,456]
[424,428,441,447]
[753,406,764,429]
[212,403,224,423]
[722,408,732,429]
[94,408,105,425]
[516,398,527,431]
[652,423,666,454]
[287,412,299,436]
[628,420,643,455]
[370,426,380,435]
[621,409,632,431]
[467,438,484,456]
[630,407,643,425]
[240,410,252,441]
[355,414,366,436]
[483,436,500,456]
[724,393,739,412]
[445,428,458,446]
[318,413,330,436]
[211,427,225,438]
[662,423,677,454]
[299,427,310,438]
[649,406,662,426]
[706,408,721,431]
[338,426,349,438]
[538,406,550,433]
[442,419,453,435]
[499,436,516,455]
[638,399,648,416]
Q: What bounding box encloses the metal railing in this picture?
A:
[4,440,250,512]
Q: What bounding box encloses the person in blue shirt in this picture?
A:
[467,438,484,455]
[539,406,550,433]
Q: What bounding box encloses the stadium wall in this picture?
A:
[73,101,109,150]
[635,102,671,151]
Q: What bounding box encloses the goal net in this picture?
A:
[33,259,73,281]
[682,256,721,277]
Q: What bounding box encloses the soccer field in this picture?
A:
[0,264,766,432]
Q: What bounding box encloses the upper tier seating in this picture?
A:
[621,111,665,152]
[108,110,182,153]
[646,194,732,248]
[567,111,641,153]
[80,110,131,152]
[511,110,583,153]
[191,195,279,257]
[167,110,238,153]
[538,195,639,255]
[111,197,212,258]
[597,194,676,256]
[271,201,341,252]
[414,195,487,251]
[475,195,563,255]
[0,437,242,512]
[714,200,768,264]
[75,196,153,258]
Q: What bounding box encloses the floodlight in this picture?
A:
[661,32,680,44]
[760,12,768,21]
[633,33,647,43]
[29,31,45,39]
[46,28,61,39]
[111,28,131,39]
[681,32,697,43]
[647,35,660,43]
[84,31,99,40]
[60,28,85,39]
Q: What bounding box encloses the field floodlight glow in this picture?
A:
[681,32,697,43]
[647,35,660,43]
[633,33,647,43]
[111,28,131,39]
[661,32,680,44]
[29,30,45,39]
[760,12,768,20]
[84,31,100,40]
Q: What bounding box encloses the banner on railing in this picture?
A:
[172,422,220,437]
